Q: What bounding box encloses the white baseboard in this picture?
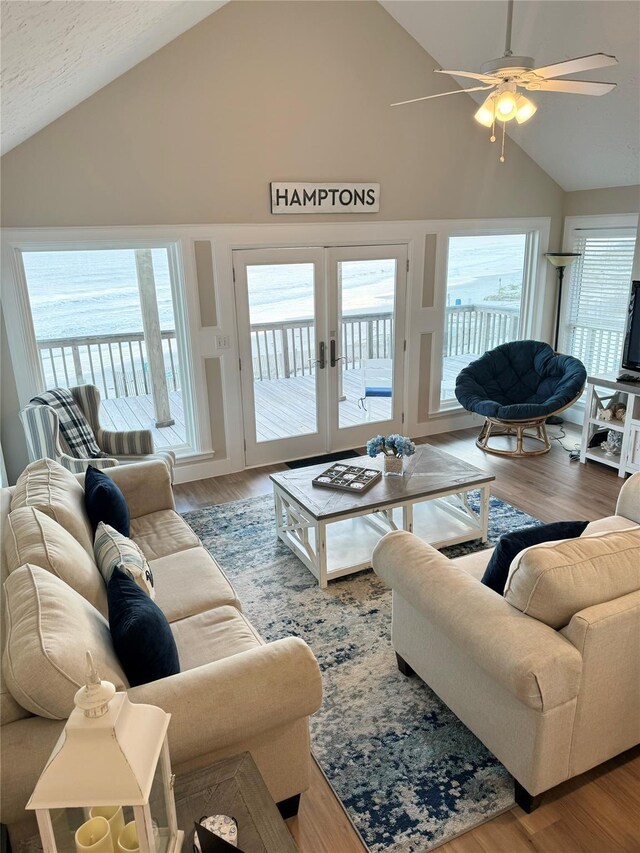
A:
[173,454,237,484]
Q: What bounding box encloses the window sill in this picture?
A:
[174,450,215,465]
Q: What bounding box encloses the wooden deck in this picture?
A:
[253,369,391,442]
[101,390,187,448]
[99,359,464,448]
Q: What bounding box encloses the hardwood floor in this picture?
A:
[174,426,640,853]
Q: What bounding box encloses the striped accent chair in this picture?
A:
[20,385,175,477]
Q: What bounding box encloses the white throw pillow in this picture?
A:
[2,564,128,719]
[94,522,155,598]
[5,506,108,616]
[505,526,640,628]
[11,458,94,555]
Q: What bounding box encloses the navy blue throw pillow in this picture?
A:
[84,465,130,536]
[108,568,180,687]
[481,520,589,595]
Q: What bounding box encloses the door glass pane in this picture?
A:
[246,263,317,442]
[441,234,527,403]
[21,248,187,449]
[337,259,396,428]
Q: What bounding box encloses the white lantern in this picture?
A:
[26,654,183,853]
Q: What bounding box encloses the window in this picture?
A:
[20,245,193,451]
[440,234,529,403]
[564,229,636,376]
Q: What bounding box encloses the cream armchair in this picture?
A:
[20,384,174,475]
[372,473,640,811]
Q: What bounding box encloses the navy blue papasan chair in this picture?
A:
[455,340,586,457]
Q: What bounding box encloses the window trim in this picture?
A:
[2,218,552,477]
[429,222,546,415]
[1,231,208,457]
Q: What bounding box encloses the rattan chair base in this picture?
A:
[476,417,550,457]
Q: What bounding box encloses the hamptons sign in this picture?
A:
[270,182,380,214]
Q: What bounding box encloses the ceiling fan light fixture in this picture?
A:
[495,89,518,121]
[515,93,537,124]
[389,0,618,169]
[474,94,497,127]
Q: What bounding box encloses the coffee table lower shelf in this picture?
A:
[273,483,491,587]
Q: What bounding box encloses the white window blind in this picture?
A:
[565,229,636,375]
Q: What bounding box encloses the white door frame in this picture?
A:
[234,243,408,466]
[233,247,328,466]
[326,243,408,450]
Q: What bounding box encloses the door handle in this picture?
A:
[330,339,346,367]
[311,340,325,370]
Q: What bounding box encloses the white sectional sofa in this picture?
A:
[1,459,322,844]
[372,472,640,811]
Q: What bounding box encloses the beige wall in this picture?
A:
[563,185,640,218]
[0,1,564,227]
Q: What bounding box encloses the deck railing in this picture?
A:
[249,305,523,381]
[37,331,180,400]
[444,304,520,357]
[249,311,394,380]
[37,306,616,401]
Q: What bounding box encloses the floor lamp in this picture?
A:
[544,252,581,424]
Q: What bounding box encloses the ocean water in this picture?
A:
[22,235,526,341]
[22,249,175,341]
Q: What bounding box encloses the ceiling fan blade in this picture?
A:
[435,69,497,84]
[391,84,494,107]
[527,79,616,95]
[532,53,617,79]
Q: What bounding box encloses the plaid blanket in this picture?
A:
[31,388,108,459]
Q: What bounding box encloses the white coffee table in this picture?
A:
[270,444,494,587]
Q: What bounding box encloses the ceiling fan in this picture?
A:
[392,0,618,162]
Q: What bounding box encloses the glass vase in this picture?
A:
[383,455,403,476]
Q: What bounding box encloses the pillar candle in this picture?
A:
[75,817,114,853]
[90,807,125,850]
[117,821,139,853]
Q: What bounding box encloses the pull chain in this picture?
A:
[500,121,506,163]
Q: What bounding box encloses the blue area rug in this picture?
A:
[182,491,541,852]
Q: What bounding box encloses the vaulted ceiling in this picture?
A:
[1,0,638,192]
[0,0,226,154]
[380,0,640,191]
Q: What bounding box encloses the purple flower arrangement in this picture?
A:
[366,434,416,459]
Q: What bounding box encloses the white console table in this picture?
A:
[580,374,640,478]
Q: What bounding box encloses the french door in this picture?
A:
[234,244,407,466]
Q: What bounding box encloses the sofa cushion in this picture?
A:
[94,522,155,598]
[151,547,240,622]
[481,521,589,594]
[108,568,180,688]
[2,564,128,719]
[130,510,199,561]
[504,527,640,628]
[582,515,638,536]
[0,677,31,724]
[85,465,130,536]
[169,606,263,672]
[11,458,93,555]
[451,547,495,581]
[5,507,108,617]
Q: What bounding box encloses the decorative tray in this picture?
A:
[311,462,381,494]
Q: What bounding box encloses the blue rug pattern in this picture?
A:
[182,491,541,852]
